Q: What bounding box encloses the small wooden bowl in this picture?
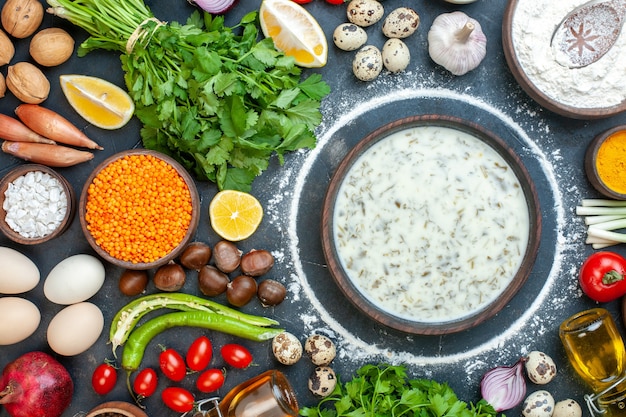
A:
[321,115,542,335]
[79,149,200,270]
[585,125,626,200]
[0,164,75,245]
[85,401,148,417]
[502,0,626,119]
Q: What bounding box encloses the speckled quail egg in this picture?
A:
[353,45,383,81]
[382,38,410,73]
[305,334,337,366]
[525,351,557,385]
[522,390,555,417]
[553,399,582,417]
[308,366,337,397]
[272,332,303,365]
[347,0,384,27]
[333,23,368,51]
[382,7,420,39]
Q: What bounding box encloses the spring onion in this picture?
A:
[576,199,626,248]
[480,358,527,412]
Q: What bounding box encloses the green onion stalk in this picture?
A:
[46,0,330,191]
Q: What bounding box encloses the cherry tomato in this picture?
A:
[162,387,195,413]
[186,335,213,372]
[325,0,345,4]
[91,362,117,395]
[580,251,626,302]
[159,347,187,381]
[221,344,253,369]
[196,368,225,393]
[291,0,313,3]
[133,368,158,398]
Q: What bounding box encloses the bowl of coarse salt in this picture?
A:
[0,164,75,245]
[502,0,626,119]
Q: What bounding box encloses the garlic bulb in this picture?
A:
[427,11,487,76]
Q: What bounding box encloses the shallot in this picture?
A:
[187,0,238,14]
[480,358,527,412]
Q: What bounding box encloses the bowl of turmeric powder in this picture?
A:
[78,149,200,270]
[585,126,626,200]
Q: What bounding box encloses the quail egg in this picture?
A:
[308,366,337,397]
[522,390,555,417]
[382,38,410,73]
[333,23,368,51]
[305,334,337,366]
[525,351,557,385]
[272,332,303,365]
[353,45,383,81]
[382,7,420,39]
[347,0,384,27]
[553,399,582,417]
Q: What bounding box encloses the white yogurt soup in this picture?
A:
[332,125,531,323]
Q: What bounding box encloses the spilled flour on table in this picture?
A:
[261,70,587,382]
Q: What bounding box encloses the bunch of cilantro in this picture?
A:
[49,0,330,191]
[300,364,499,417]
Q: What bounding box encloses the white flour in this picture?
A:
[511,0,626,108]
[261,69,587,381]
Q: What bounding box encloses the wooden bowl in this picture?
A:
[0,164,75,245]
[85,401,148,417]
[79,149,200,270]
[502,0,626,119]
[321,115,542,335]
[585,125,626,200]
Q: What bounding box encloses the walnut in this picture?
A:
[30,28,75,67]
[6,62,50,104]
[1,0,43,39]
[0,29,14,66]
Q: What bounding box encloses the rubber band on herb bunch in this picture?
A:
[126,17,166,54]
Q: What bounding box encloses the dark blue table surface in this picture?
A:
[1,0,624,416]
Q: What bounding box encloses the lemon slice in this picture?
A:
[59,74,134,130]
[209,190,264,242]
[259,0,328,68]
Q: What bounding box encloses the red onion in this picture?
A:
[188,0,239,14]
[480,358,527,412]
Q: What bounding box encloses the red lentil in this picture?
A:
[85,154,193,264]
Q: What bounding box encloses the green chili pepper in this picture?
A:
[109,293,279,355]
[121,310,284,371]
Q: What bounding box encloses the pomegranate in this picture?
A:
[0,351,73,417]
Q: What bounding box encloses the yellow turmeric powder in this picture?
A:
[596,130,626,194]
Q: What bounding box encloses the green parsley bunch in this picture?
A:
[47,0,330,191]
[300,364,499,417]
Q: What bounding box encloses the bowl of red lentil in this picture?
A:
[585,125,626,200]
[79,149,200,270]
[0,164,75,245]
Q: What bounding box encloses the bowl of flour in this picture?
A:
[503,0,626,119]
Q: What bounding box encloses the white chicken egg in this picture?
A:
[44,254,105,304]
[47,302,104,356]
[0,297,41,345]
[0,246,40,294]
[382,38,411,73]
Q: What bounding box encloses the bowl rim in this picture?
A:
[502,0,626,120]
[78,149,200,270]
[584,125,626,200]
[320,114,542,335]
[0,164,75,245]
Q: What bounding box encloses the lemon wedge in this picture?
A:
[59,74,135,130]
[259,0,328,68]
